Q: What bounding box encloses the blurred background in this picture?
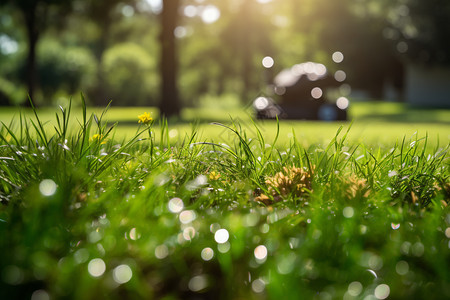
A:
[0,0,449,117]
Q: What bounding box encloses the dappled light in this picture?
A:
[1,0,450,299]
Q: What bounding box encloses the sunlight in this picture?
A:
[332,51,344,63]
[262,56,275,68]
[145,0,162,13]
[201,5,220,24]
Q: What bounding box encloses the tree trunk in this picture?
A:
[23,5,39,107]
[159,0,181,118]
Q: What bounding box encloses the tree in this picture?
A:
[72,0,140,106]
[0,0,72,105]
[159,0,181,118]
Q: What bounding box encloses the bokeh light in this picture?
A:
[254,245,268,260]
[184,5,197,18]
[395,260,409,275]
[334,70,346,82]
[74,248,89,264]
[155,244,169,259]
[343,206,354,218]
[217,241,230,253]
[31,290,50,300]
[374,284,390,299]
[252,278,265,293]
[412,242,424,256]
[201,247,214,261]
[113,264,133,284]
[168,197,184,213]
[88,258,106,277]
[214,228,229,244]
[188,275,208,292]
[39,179,57,196]
[129,228,139,240]
[262,56,274,68]
[311,87,323,99]
[332,51,344,63]
[201,5,220,24]
[336,97,349,110]
[210,223,220,233]
[179,210,197,224]
[183,226,196,241]
[348,281,363,296]
[253,97,269,110]
[391,223,400,230]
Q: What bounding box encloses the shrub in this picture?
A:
[37,40,98,102]
[101,43,158,106]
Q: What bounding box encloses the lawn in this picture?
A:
[1,100,449,147]
[0,99,449,299]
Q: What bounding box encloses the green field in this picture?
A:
[1,101,449,147]
[0,101,449,299]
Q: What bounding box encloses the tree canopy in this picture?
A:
[0,0,448,108]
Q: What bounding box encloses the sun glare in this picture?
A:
[201,5,220,24]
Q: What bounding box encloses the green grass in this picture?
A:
[0,99,449,299]
[1,99,449,147]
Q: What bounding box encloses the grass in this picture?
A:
[1,99,449,147]
[0,98,449,299]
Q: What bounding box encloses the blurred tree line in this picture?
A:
[0,0,448,115]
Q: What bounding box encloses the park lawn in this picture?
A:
[1,101,449,147]
[0,100,449,299]
[0,98,450,299]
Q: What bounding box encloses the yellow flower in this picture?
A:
[138,112,153,124]
[209,171,221,181]
[90,134,106,144]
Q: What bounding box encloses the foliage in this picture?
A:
[101,43,158,106]
[0,0,424,106]
[37,40,98,102]
[360,0,450,66]
[0,101,449,299]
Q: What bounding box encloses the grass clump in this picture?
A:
[0,99,449,299]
